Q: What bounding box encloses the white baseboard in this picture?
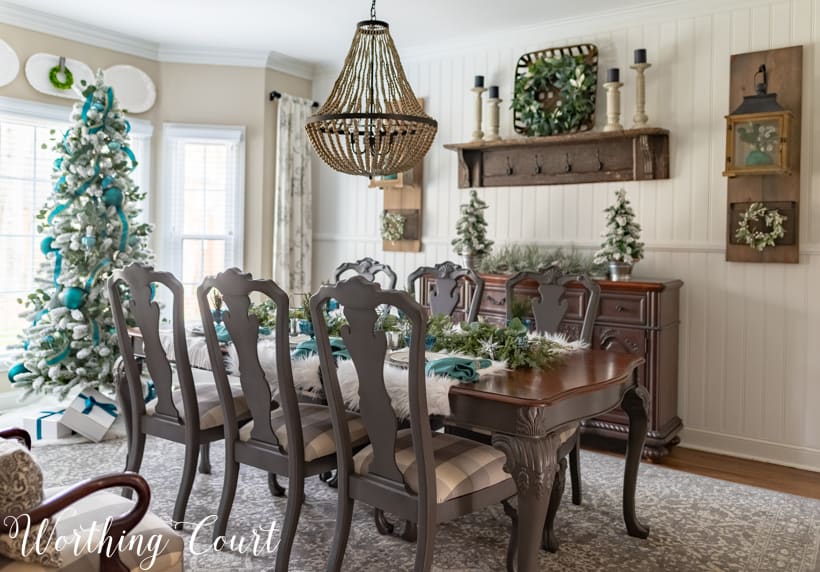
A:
[680,428,820,474]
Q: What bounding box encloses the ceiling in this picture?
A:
[6,0,664,67]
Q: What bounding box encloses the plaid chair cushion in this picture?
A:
[0,486,184,571]
[145,382,250,430]
[239,403,368,462]
[353,429,513,504]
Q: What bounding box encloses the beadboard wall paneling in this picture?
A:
[311,0,820,470]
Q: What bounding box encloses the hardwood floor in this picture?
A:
[585,442,820,500]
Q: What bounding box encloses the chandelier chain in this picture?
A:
[370,0,376,20]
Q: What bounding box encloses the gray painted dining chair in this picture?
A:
[311,276,518,572]
[407,260,485,323]
[333,256,398,289]
[197,268,369,572]
[505,264,602,551]
[108,263,252,530]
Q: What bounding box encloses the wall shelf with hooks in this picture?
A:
[443,127,669,188]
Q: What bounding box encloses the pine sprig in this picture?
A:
[593,189,644,265]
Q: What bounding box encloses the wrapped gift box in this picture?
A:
[60,389,119,442]
[22,410,73,440]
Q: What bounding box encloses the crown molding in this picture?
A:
[0,1,316,79]
[0,0,159,60]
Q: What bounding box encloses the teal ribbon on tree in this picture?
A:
[35,409,65,440]
[88,317,100,345]
[82,87,114,134]
[41,239,62,288]
[45,340,71,365]
[79,393,118,417]
[85,259,111,291]
[121,146,138,171]
[101,177,129,250]
[47,163,100,225]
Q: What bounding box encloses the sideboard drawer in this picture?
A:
[479,284,586,321]
[597,292,647,326]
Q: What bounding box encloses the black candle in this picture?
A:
[474,75,485,88]
[488,85,499,99]
[634,49,647,64]
[607,68,620,83]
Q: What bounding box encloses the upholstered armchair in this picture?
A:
[0,427,183,571]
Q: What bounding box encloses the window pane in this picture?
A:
[182,190,205,234]
[0,179,34,235]
[181,239,203,283]
[204,191,226,234]
[0,122,35,179]
[183,143,205,191]
[0,237,35,292]
[0,295,27,354]
[205,144,227,190]
[202,239,225,276]
[35,127,58,180]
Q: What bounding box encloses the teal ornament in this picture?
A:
[101,176,115,188]
[8,362,28,382]
[40,236,55,255]
[93,102,104,111]
[54,158,63,169]
[128,235,138,246]
[108,141,121,150]
[44,335,55,346]
[81,235,96,250]
[745,150,774,166]
[60,287,86,309]
[102,187,123,207]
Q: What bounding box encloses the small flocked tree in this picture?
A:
[452,189,493,258]
[8,72,153,397]
[593,188,644,265]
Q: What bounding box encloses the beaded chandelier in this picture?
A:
[305,0,438,178]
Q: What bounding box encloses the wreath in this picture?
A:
[48,65,74,90]
[735,202,786,251]
[511,54,597,136]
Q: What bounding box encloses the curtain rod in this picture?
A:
[269,91,320,108]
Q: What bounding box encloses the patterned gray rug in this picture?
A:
[32,438,820,571]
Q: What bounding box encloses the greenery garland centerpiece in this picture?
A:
[452,190,493,269]
[380,211,406,241]
[478,244,606,276]
[512,54,597,136]
[735,202,786,251]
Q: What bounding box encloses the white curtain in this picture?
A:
[273,94,313,295]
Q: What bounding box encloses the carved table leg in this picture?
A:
[621,383,650,539]
[492,431,560,572]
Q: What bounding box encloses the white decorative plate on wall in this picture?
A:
[0,39,20,87]
[25,53,94,100]
[103,65,156,113]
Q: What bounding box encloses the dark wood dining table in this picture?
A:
[121,329,648,572]
[447,350,648,572]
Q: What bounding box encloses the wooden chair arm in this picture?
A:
[0,427,32,450]
[0,472,151,572]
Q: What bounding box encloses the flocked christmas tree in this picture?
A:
[451,189,493,259]
[8,72,153,397]
[593,188,645,265]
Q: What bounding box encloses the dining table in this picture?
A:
[119,329,648,572]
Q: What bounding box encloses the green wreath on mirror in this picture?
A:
[511,54,597,136]
[48,65,74,90]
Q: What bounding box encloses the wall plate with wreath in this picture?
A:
[512,44,598,137]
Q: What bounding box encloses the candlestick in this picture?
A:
[471,86,488,141]
[474,75,485,88]
[629,62,652,127]
[486,92,502,141]
[603,81,624,132]
[634,49,647,64]
[606,67,620,83]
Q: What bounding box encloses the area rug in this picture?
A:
[31,438,820,571]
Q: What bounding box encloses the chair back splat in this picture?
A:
[108,264,192,425]
[197,268,293,450]
[407,261,485,322]
[311,277,436,502]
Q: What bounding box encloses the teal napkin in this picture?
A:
[292,338,351,361]
[424,357,491,382]
[214,322,232,343]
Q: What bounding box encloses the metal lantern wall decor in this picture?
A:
[305,0,438,178]
[723,65,793,177]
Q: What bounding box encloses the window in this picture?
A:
[0,96,152,362]
[162,123,245,320]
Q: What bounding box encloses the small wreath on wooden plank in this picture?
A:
[735,202,786,251]
[512,53,597,136]
[380,211,406,241]
[48,65,73,90]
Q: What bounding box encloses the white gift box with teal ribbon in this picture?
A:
[60,388,119,442]
[22,409,73,440]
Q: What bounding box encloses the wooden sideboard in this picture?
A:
[420,273,683,458]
